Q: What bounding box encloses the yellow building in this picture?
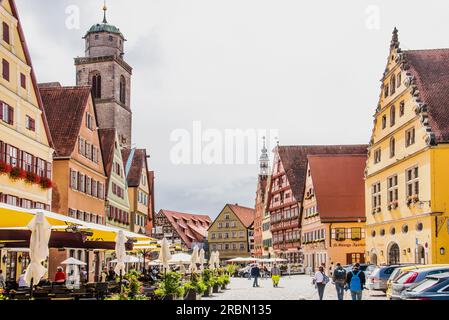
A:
[208,204,255,262]
[0,0,54,281]
[365,28,449,265]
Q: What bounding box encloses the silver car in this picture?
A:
[390,266,449,300]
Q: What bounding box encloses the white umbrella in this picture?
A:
[24,212,51,286]
[61,258,86,266]
[110,255,142,264]
[199,248,206,271]
[215,251,220,268]
[208,251,216,269]
[169,252,192,264]
[114,230,126,277]
[158,238,172,272]
[189,246,199,273]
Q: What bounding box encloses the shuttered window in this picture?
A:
[2,22,9,44]
[2,59,9,81]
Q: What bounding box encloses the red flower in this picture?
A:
[9,167,26,180]
[39,177,53,189]
[0,161,12,174]
[26,171,41,185]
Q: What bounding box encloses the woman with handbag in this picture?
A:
[313,266,329,300]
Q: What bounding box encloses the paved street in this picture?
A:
[203,275,386,300]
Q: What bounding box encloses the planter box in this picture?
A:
[213,284,221,293]
[221,284,227,290]
[202,286,213,297]
[185,290,201,301]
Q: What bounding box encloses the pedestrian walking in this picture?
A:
[313,266,329,300]
[251,264,261,287]
[332,263,347,300]
[271,264,281,287]
[346,263,366,300]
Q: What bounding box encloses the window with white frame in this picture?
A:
[372,182,381,210]
[406,166,419,198]
[387,175,398,204]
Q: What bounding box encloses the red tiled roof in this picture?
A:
[277,145,368,202]
[121,149,149,187]
[97,128,116,177]
[403,49,449,143]
[227,204,255,228]
[307,154,367,223]
[160,210,212,249]
[39,85,92,157]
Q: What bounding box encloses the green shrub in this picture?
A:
[184,273,207,295]
[154,271,185,299]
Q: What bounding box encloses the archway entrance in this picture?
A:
[388,243,400,265]
[416,245,425,264]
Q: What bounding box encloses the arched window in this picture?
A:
[91,73,101,99]
[390,76,396,95]
[390,106,396,127]
[390,137,396,158]
[119,75,126,104]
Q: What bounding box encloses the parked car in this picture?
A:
[386,264,447,299]
[401,272,449,300]
[237,266,252,278]
[390,266,449,300]
[367,265,402,292]
[343,264,376,278]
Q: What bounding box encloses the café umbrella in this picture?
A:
[199,248,206,271]
[189,246,199,273]
[208,251,216,269]
[24,212,51,288]
[158,238,172,273]
[114,230,126,277]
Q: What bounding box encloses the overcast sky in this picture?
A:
[16,0,449,218]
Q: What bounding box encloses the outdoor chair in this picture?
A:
[95,282,109,300]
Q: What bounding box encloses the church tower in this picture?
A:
[259,136,269,179]
[75,3,132,147]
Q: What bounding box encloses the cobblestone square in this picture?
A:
[203,275,386,300]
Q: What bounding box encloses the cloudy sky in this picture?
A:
[16,0,449,218]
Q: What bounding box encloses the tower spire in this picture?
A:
[102,0,108,24]
[259,136,269,177]
[390,27,399,49]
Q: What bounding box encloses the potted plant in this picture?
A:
[184,273,207,300]
[213,275,223,293]
[26,171,40,185]
[154,271,185,300]
[221,274,230,290]
[202,269,214,297]
[106,270,150,300]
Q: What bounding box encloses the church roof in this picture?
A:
[86,22,123,38]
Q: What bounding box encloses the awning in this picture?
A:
[0,203,155,247]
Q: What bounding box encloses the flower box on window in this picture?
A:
[0,161,12,174]
[9,167,26,180]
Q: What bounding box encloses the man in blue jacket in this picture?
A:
[251,264,261,288]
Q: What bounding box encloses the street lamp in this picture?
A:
[440,247,446,256]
